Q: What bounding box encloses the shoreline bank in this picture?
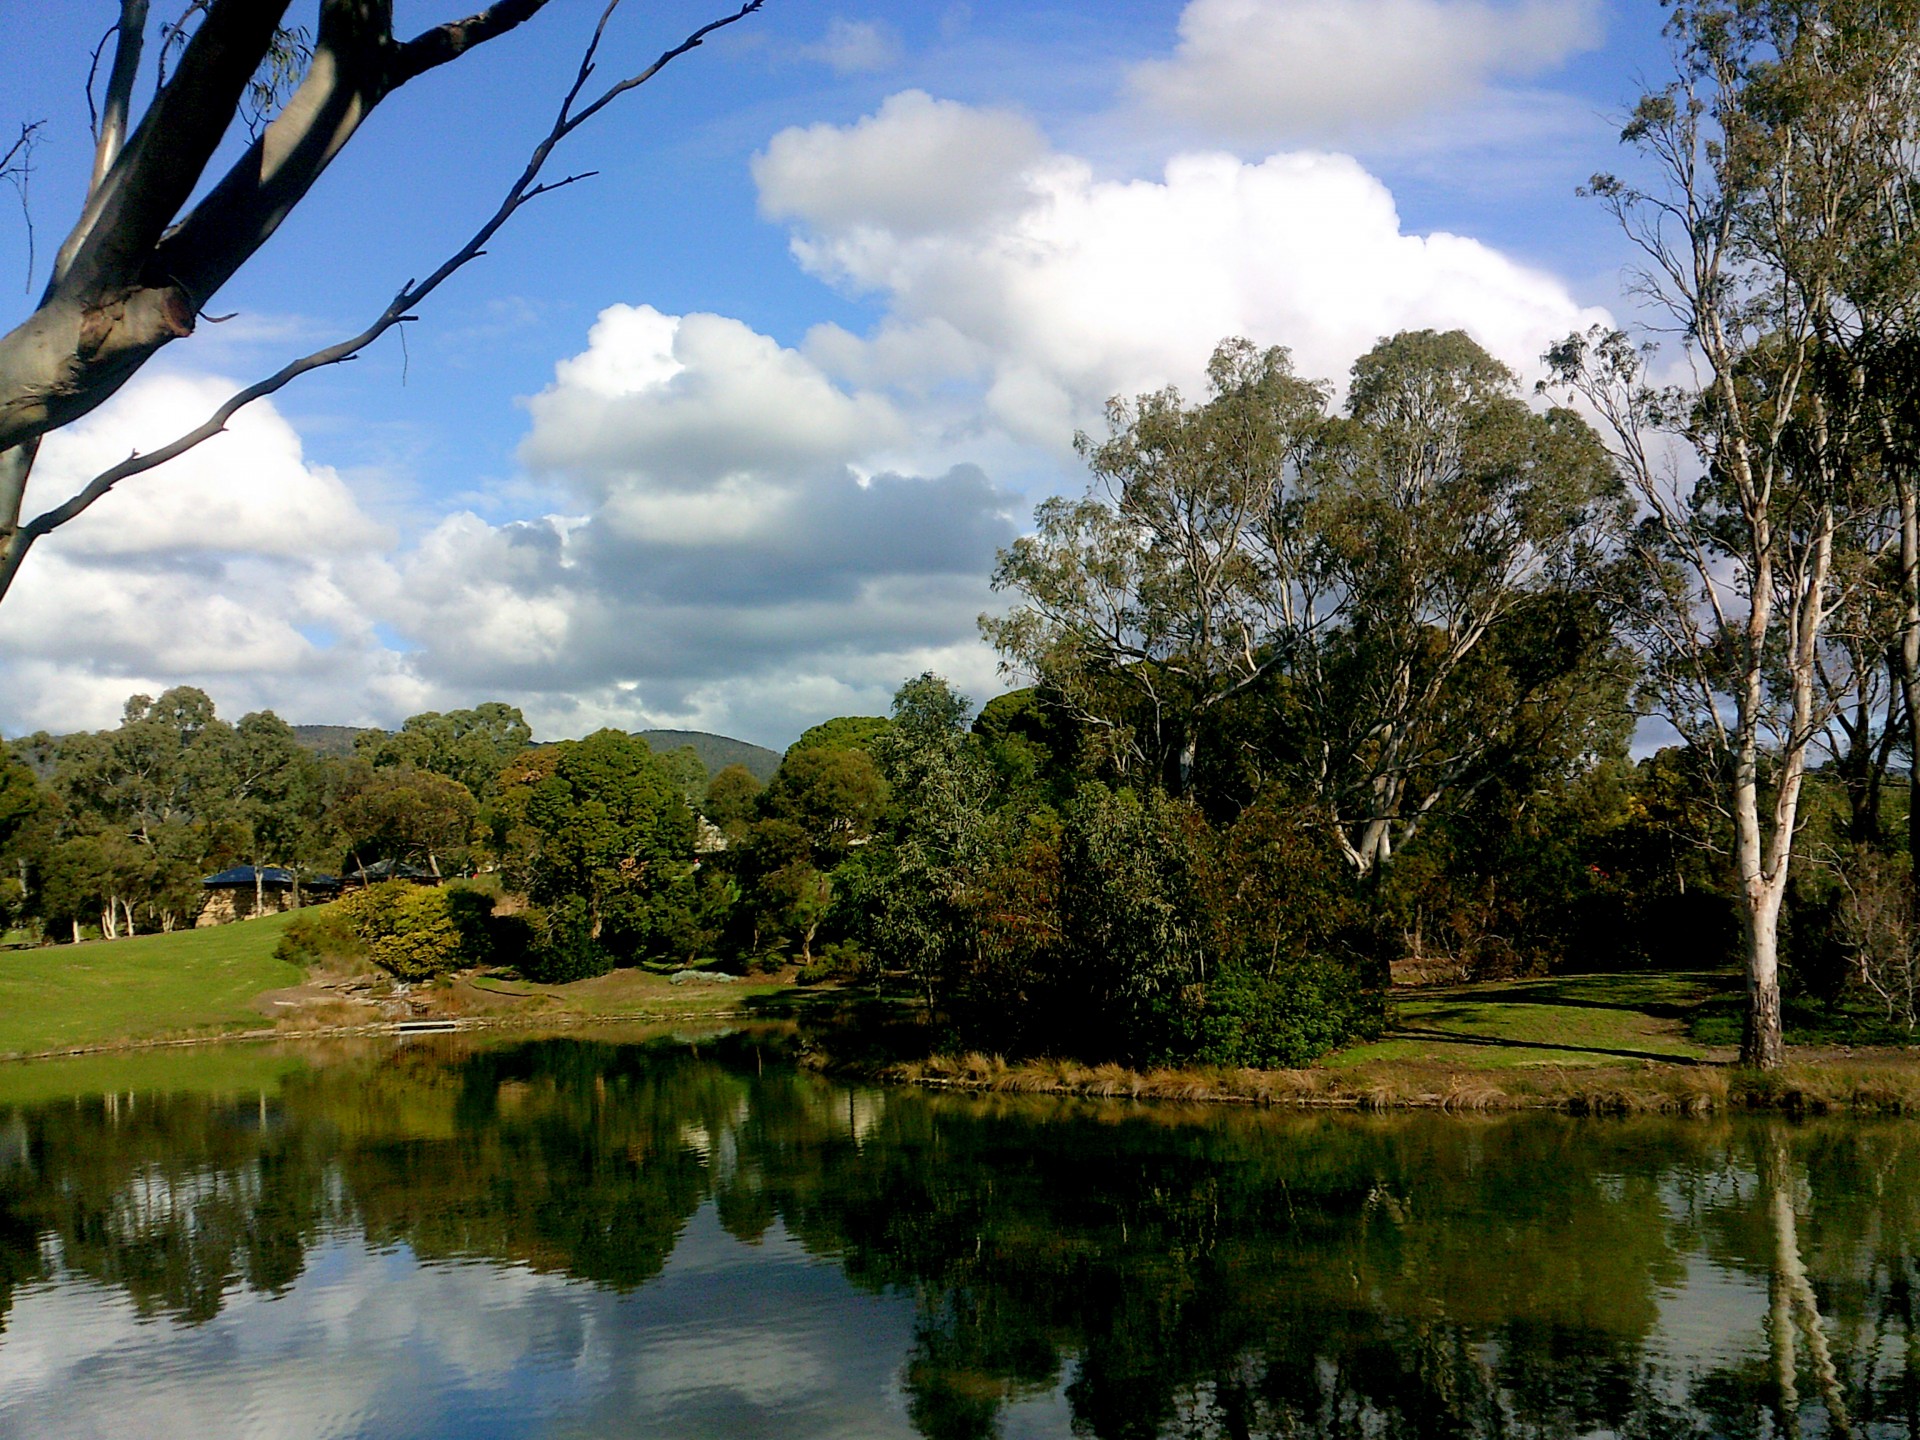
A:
[853,1050,1920,1116]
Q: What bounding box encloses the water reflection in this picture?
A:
[1,1035,1918,1438]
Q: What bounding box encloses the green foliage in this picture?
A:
[649,744,710,811]
[12,687,338,937]
[797,940,875,986]
[273,902,364,969]
[337,881,492,982]
[862,675,996,1004]
[1050,783,1211,1061]
[703,764,762,828]
[515,898,615,984]
[0,752,42,853]
[733,818,830,958]
[35,836,112,940]
[1188,961,1384,1068]
[761,746,886,857]
[787,715,890,758]
[356,703,531,801]
[335,768,477,877]
[503,730,696,966]
[971,687,1077,803]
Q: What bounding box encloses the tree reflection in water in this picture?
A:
[2,1035,1919,1439]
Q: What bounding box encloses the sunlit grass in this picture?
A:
[1332,972,1728,1069]
[0,912,303,1058]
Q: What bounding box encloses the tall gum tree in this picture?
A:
[1546,0,1914,1068]
[987,332,1628,877]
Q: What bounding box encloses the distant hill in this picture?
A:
[291,724,380,759]
[24,720,782,784]
[639,730,782,782]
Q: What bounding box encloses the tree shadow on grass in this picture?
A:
[1384,1024,1710,1066]
[1422,972,1740,1022]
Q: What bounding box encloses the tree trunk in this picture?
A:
[1899,471,1920,897]
[1733,616,1788,1072]
[1744,905,1787,1070]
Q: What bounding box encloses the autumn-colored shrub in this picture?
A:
[337,880,493,982]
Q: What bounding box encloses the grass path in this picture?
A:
[0,912,303,1058]
[1334,971,1732,1068]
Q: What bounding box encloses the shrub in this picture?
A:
[274,902,366,969]
[515,898,615,984]
[340,880,410,948]
[338,881,490,982]
[1187,960,1385,1068]
[797,940,876,986]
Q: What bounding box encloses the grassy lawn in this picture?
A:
[1333,971,1733,1069]
[0,912,303,1058]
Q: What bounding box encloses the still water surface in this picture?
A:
[0,1032,1916,1439]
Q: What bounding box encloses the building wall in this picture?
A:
[195,886,300,928]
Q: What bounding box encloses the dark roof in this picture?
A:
[347,858,435,883]
[202,865,339,889]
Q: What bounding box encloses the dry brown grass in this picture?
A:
[272,997,381,1034]
[878,1051,1920,1115]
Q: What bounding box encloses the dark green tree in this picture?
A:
[864,676,996,1009]
[334,768,477,880]
[357,703,532,802]
[515,730,695,966]
[703,764,763,832]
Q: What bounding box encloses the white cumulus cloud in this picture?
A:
[758,96,1611,449]
[799,17,903,74]
[754,91,1050,239]
[1131,0,1604,145]
[0,372,415,735]
[520,304,909,491]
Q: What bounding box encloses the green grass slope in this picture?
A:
[1334,972,1730,1069]
[0,912,303,1058]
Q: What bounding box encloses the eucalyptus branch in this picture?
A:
[0,0,766,603]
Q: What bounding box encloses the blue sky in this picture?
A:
[0,0,1678,746]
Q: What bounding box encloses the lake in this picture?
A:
[0,1029,1913,1439]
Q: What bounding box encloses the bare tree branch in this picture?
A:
[50,0,292,299]
[89,1,151,196]
[0,1,586,465]
[0,0,767,604]
[0,121,42,294]
[396,0,553,81]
